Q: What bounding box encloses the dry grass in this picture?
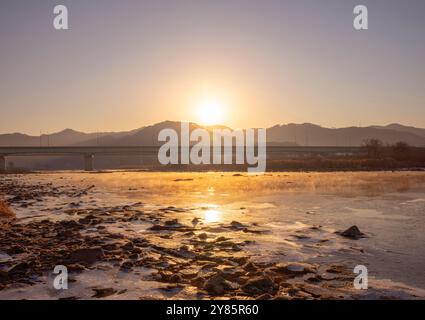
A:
[0,199,15,219]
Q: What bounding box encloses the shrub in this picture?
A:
[362,138,383,158]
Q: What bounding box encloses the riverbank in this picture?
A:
[1,172,424,299]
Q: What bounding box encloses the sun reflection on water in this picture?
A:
[204,209,221,223]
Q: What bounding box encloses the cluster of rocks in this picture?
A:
[0,178,91,208]
[0,206,355,299]
[0,177,361,299]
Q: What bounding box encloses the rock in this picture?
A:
[292,234,310,240]
[0,269,9,281]
[8,245,25,254]
[164,219,179,226]
[241,276,276,295]
[69,202,81,208]
[204,274,235,296]
[179,245,189,251]
[286,263,310,273]
[231,256,249,265]
[78,218,90,225]
[216,240,236,248]
[67,247,104,265]
[191,276,206,286]
[215,236,228,242]
[299,284,336,299]
[159,284,185,292]
[339,225,365,240]
[102,243,119,251]
[0,252,12,263]
[242,262,258,273]
[59,220,81,229]
[204,275,225,296]
[289,289,313,300]
[122,242,134,251]
[132,238,148,246]
[326,264,346,274]
[169,274,184,283]
[92,288,117,298]
[232,244,242,251]
[212,265,245,278]
[67,264,86,272]
[7,262,29,275]
[273,292,293,300]
[255,293,273,300]
[120,261,134,270]
[149,223,194,232]
[319,272,338,280]
[198,233,208,240]
[230,221,246,230]
[272,262,315,275]
[129,253,139,260]
[58,296,80,300]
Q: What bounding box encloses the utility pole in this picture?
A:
[305,128,309,146]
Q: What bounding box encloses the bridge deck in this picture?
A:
[0,146,372,172]
[0,146,363,156]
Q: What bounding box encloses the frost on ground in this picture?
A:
[0,172,424,300]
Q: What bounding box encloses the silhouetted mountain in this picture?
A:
[0,133,40,146]
[371,124,425,138]
[0,128,141,147]
[1,121,424,147]
[114,121,201,146]
[267,123,425,146]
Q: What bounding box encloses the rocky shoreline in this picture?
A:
[0,175,423,300]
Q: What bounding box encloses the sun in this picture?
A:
[197,98,225,125]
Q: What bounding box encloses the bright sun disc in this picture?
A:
[197,98,225,125]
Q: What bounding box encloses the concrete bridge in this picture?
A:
[0,146,363,172]
[0,146,159,172]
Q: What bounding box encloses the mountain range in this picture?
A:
[1,121,424,147]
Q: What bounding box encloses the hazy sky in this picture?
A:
[1,0,424,134]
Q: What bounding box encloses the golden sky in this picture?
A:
[1,0,425,134]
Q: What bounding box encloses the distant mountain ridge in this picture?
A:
[266,123,425,146]
[0,121,424,147]
[371,123,425,138]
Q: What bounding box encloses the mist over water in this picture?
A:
[6,171,425,294]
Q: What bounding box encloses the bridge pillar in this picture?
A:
[0,155,5,173]
[84,154,94,171]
